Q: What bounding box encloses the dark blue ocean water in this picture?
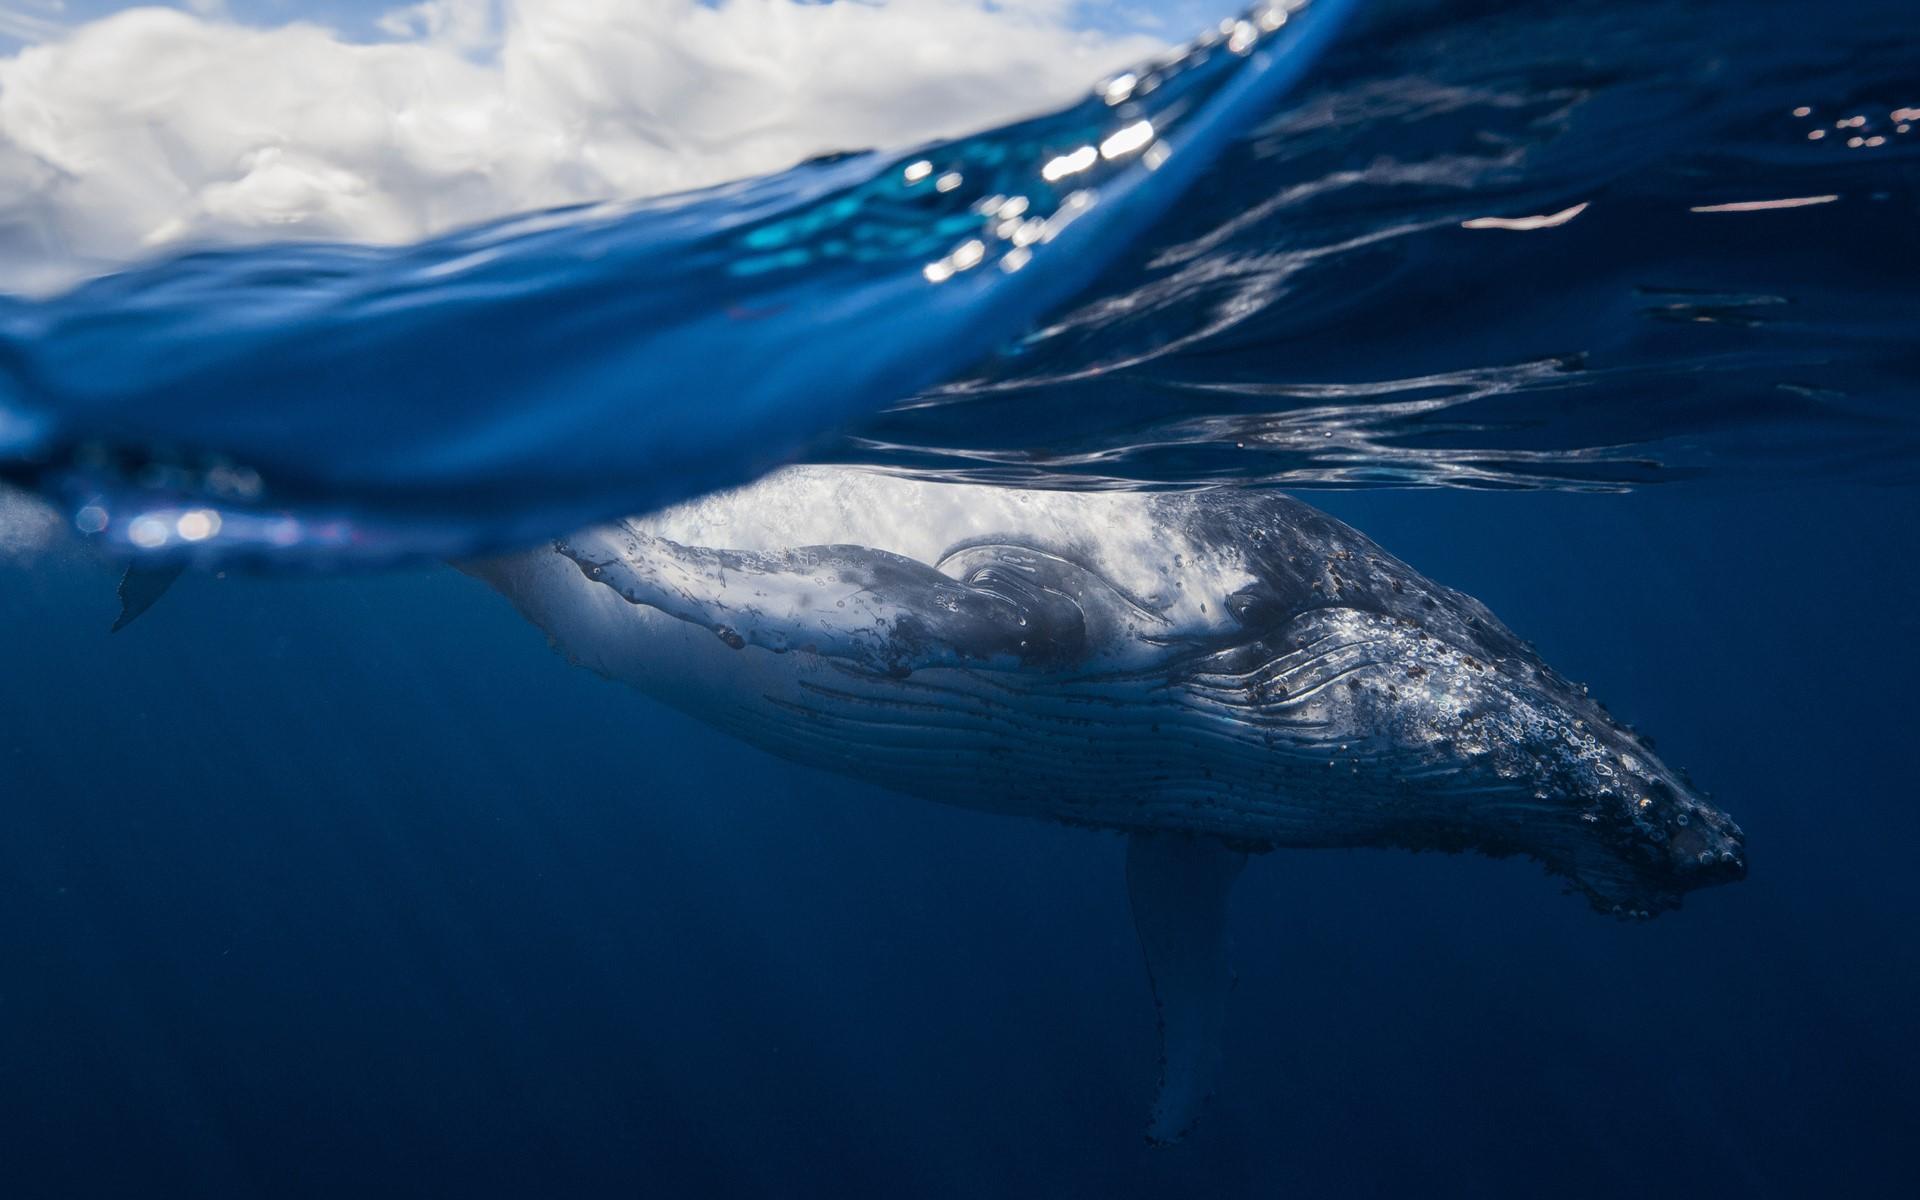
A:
[3,485,1914,1196]
[1,0,1917,1195]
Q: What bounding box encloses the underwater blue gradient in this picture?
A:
[0,482,1913,1195]
[0,0,1917,1194]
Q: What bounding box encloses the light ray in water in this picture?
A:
[1688,195,1840,212]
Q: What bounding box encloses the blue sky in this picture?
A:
[4,2,408,46]
[1,1,1233,49]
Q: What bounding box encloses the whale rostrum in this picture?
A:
[465,466,1746,1142]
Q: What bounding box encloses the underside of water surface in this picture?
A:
[0,0,1912,566]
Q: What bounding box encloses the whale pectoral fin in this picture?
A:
[112,562,184,632]
[1125,831,1247,1146]
[559,528,1083,674]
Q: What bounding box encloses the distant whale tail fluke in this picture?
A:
[111,562,183,632]
[1127,832,1248,1146]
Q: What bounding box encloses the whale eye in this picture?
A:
[1226,586,1285,630]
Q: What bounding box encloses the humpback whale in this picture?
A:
[468,467,1747,1143]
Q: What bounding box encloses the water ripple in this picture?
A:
[839,0,1920,492]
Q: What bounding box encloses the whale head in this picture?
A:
[1389,633,1751,919]
[1214,498,1746,917]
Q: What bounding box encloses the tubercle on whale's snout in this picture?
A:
[1560,772,1747,919]
[1660,800,1747,882]
[1436,649,1748,916]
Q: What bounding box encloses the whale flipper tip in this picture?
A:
[111,562,184,632]
[1126,831,1247,1146]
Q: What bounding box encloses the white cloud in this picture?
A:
[0,1,1159,294]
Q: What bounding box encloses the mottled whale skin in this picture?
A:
[468,466,1745,1139]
